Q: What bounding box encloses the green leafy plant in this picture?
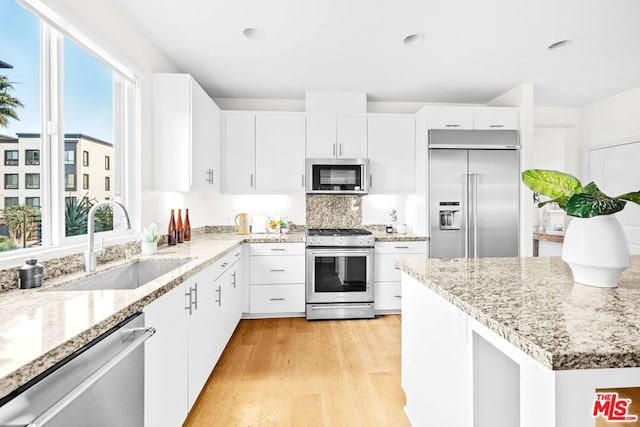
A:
[0,75,24,128]
[389,209,398,223]
[522,169,640,218]
[0,235,16,252]
[139,223,160,243]
[0,205,40,248]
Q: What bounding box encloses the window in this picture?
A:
[0,0,138,256]
[4,197,19,208]
[25,173,40,189]
[105,176,110,191]
[4,174,18,189]
[64,148,75,165]
[25,197,40,207]
[25,149,40,165]
[4,150,18,166]
[65,174,76,191]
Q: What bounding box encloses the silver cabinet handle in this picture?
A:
[250,174,254,188]
[445,124,460,128]
[394,246,410,249]
[302,174,305,188]
[191,282,198,310]
[270,248,286,251]
[27,326,156,427]
[270,269,285,272]
[221,262,228,268]
[215,285,222,306]
[185,287,193,315]
[231,271,237,288]
[394,266,401,270]
[339,143,342,156]
[369,174,372,188]
[270,297,285,301]
[489,124,504,128]
[394,295,402,298]
[333,143,336,157]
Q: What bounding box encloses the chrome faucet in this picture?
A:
[84,200,131,272]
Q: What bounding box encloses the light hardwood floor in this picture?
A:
[183,315,410,427]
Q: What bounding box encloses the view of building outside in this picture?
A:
[0,0,115,252]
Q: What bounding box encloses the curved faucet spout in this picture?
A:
[85,200,132,272]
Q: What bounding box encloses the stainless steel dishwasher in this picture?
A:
[0,313,155,427]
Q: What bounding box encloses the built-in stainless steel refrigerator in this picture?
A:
[429,130,520,258]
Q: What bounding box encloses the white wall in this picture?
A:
[582,85,640,149]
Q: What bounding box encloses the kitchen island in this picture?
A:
[398,255,640,427]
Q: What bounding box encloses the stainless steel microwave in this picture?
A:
[305,158,369,195]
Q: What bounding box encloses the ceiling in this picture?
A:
[112,0,640,107]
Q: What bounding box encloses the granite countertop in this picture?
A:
[371,232,428,242]
[397,255,640,371]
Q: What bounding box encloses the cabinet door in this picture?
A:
[224,113,255,193]
[306,115,337,158]
[367,116,416,193]
[473,108,519,130]
[255,114,306,192]
[428,108,474,130]
[152,74,191,191]
[249,283,305,314]
[220,260,242,344]
[144,283,189,427]
[187,269,219,410]
[337,115,367,158]
[191,79,221,191]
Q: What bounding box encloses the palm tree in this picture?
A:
[0,205,41,248]
[0,74,24,128]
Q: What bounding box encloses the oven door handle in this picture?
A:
[310,304,373,310]
[307,249,373,257]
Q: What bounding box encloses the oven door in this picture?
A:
[306,248,374,303]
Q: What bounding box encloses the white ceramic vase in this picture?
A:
[561,215,630,288]
[141,241,158,256]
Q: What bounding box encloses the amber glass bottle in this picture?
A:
[168,209,177,245]
[184,209,191,241]
[176,209,184,243]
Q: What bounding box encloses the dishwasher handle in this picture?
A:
[26,326,156,427]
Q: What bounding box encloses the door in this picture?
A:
[429,149,468,258]
[468,150,519,257]
[255,114,306,192]
[224,113,255,193]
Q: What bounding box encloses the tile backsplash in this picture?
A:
[305,195,362,228]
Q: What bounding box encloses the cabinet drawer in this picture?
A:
[473,109,519,130]
[375,253,424,282]
[374,241,426,254]
[212,248,242,279]
[250,284,305,314]
[250,255,305,284]
[428,109,473,130]
[250,242,305,256]
[374,281,402,311]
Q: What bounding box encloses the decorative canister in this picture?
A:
[19,259,43,289]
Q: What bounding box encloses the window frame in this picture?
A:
[0,0,141,267]
[4,174,19,190]
[82,150,89,167]
[25,173,40,189]
[82,173,89,190]
[4,197,19,208]
[4,150,19,166]
[105,155,110,170]
[25,196,40,207]
[25,149,40,165]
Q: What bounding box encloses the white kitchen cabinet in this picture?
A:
[223,113,255,193]
[426,107,519,131]
[306,114,367,159]
[374,241,426,312]
[367,115,416,193]
[153,73,221,192]
[249,242,305,316]
[144,282,189,427]
[473,108,519,130]
[255,114,306,193]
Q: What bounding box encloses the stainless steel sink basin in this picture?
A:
[51,258,192,291]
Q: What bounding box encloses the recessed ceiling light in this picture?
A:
[243,27,265,40]
[548,39,572,50]
[403,33,425,46]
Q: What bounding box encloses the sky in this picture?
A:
[0,0,113,143]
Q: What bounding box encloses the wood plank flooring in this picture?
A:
[183,315,410,427]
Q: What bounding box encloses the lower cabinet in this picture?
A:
[248,242,305,317]
[374,241,427,312]
[144,247,244,427]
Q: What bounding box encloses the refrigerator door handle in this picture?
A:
[461,172,469,258]
[472,173,478,258]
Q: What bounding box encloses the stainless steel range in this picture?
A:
[305,228,375,320]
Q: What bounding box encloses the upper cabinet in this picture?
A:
[153,73,221,192]
[367,115,416,193]
[427,107,519,131]
[306,114,367,159]
[223,113,306,194]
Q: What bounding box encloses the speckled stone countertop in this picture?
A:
[397,255,640,371]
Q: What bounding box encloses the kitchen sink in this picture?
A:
[50,258,192,291]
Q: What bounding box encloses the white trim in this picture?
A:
[16,0,140,82]
[588,134,640,151]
